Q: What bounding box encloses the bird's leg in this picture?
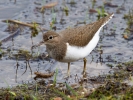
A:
[83,58,87,75]
[67,62,70,76]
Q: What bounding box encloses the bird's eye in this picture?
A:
[48,35,53,40]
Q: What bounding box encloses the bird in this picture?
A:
[42,13,114,75]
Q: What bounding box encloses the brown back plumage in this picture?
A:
[59,13,113,47]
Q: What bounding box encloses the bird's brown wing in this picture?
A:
[59,13,113,47]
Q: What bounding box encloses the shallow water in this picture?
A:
[0,0,133,87]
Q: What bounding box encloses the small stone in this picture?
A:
[49,84,53,86]
[81,92,85,95]
[90,88,95,92]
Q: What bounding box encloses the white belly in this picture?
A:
[62,30,100,62]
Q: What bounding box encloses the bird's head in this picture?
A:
[43,31,61,46]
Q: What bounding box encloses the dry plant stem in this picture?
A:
[22,60,28,75]
[30,36,34,45]
[42,12,45,25]
[3,20,35,28]
[27,59,32,76]
[15,62,19,82]
[22,59,32,76]
[40,2,58,25]
[2,19,48,31]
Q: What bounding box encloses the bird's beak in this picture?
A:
[31,41,45,49]
[38,41,45,46]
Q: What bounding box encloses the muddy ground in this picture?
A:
[0,0,133,99]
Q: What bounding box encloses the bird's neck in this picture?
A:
[46,41,67,61]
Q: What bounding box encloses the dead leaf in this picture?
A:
[34,71,54,80]
[104,2,118,8]
[42,2,58,9]
[123,34,129,39]
[53,97,62,100]
[89,9,97,13]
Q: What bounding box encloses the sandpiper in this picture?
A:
[42,13,114,75]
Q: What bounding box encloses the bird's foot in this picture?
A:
[64,75,70,79]
[63,72,71,79]
[82,71,87,78]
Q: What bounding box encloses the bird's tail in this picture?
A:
[100,13,114,27]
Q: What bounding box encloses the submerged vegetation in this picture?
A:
[123,8,133,40]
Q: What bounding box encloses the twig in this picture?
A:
[2,19,48,31]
